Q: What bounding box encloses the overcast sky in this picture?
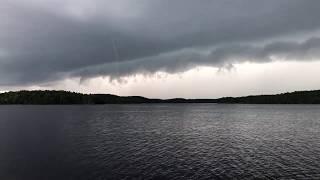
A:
[1,0,320,98]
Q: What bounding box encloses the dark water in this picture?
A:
[0,105,320,180]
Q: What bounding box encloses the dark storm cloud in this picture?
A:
[1,0,320,85]
[73,37,320,80]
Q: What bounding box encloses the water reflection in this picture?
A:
[0,105,320,179]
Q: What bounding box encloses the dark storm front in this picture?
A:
[0,105,320,179]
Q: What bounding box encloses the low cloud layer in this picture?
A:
[73,37,320,80]
[1,0,320,86]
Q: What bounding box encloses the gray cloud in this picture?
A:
[72,37,320,80]
[1,0,320,85]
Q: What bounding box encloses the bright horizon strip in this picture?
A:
[1,60,320,99]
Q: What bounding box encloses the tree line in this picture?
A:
[0,90,319,104]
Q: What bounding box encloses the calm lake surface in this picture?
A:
[0,104,320,179]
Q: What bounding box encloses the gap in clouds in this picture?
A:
[2,61,320,99]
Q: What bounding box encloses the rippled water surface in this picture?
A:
[0,104,320,179]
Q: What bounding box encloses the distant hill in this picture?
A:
[0,90,319,104]
[0,91,160,104]
[216,90,320,104]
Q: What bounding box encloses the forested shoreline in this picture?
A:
[0,90,319,104]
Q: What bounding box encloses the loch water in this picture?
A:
[0,104,320,179]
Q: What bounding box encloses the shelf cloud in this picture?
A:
[1,0,320,86]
